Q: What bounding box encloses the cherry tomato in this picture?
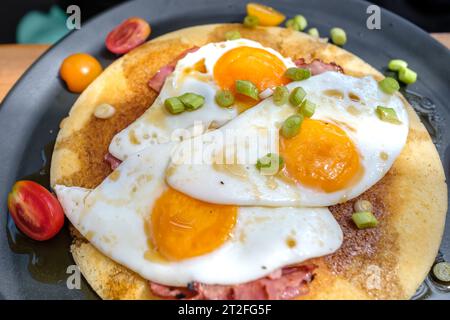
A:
[105,17,151,54]
[8,181,65,241]
[60,53,103,93]
[246,3,286,26]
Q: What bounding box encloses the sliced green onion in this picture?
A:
[273,86,289,106]
[259,88,274,99]
[256,153,284,175]
[307,28,319,37]
[432,262,450,283]
[164,97,185,114]
[352,211,378,229]
[243,15,259,28]
[284,67,311,81]
[398,67,417,84]
[379,77,400,95]
[285,19,300,31]
[281,114,303,138]
[376,106,401,124]
[294,15,308,31]
[299,99,316,118]
[235,80,259,100]
[215,90,235,108]
[330,27,347,46]
[354,199,373,213]
[225,30,241,40]
[256,156,271,169]
[179,93,205,111]
[388,59,408,71]
[289,86,306,106]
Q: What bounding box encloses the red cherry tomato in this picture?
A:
[105,17,151,54]
[7,181,65,241]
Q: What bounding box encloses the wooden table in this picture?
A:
[0,34,449,103]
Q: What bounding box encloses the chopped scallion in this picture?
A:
[285,19,300,31]
[376,106,401,124]
[330,27,347,46]
[388,59,408,71]
[299,99,316,118]
[289,86,306,106]
[352,211,378,229]
[256,153,284,175]
[398,67,417,84]
[284,67,311,81]
[273,86,289,106]
[432,262,450,283]
[379,77,400,95]
[235,80,259,100]
[244,15,259,28]
[225,30,241,40]
[293,15,307,31]
[353,199,373,213]
[307,28,319,37]
[165,97,185,114]
[215,90,235,108]
[179,93,205,111]
[281,114,303,138]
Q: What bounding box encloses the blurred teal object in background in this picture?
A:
[17,5,69,44]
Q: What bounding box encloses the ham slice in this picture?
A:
[149,282,198,299]
[148,46,200,92]
[104,152,122,170]
[148,65,175,92]
[149,264,316,300]
[294,58,344,75]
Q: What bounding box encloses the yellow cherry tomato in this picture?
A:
[60,53,103,93]
[246,3,286,26]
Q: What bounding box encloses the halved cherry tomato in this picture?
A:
[105,17,151,54]
[7,181,64,241]
[60,53,103,93]
[246,3,286,26]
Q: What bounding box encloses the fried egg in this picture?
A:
[55,142,342,286]
[109,39,296,160]
[166,72,409,207]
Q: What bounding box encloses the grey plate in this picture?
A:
[0,0,449,299]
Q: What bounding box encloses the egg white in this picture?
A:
[108,39,296,161]
[55,142,342,286]
[166,71,409,207]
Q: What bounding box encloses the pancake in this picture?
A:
[50,24,447,300]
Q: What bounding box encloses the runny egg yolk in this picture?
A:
[214,46,290,108]
[280,119,361,193]
[150,188,237,261]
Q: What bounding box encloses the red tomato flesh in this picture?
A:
[106,17,151,54]
[7,181,64,241]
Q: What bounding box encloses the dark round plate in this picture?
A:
[1,0,449,300]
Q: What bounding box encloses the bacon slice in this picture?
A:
[104,152,122,170]
[294,58,344,75]
[148,65,175,92]
[149,264,316,300]
[148,46,200,92]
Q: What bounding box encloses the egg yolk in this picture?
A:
[150,188,237,261]
[214,46,289,108]
[280,119,361,193]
